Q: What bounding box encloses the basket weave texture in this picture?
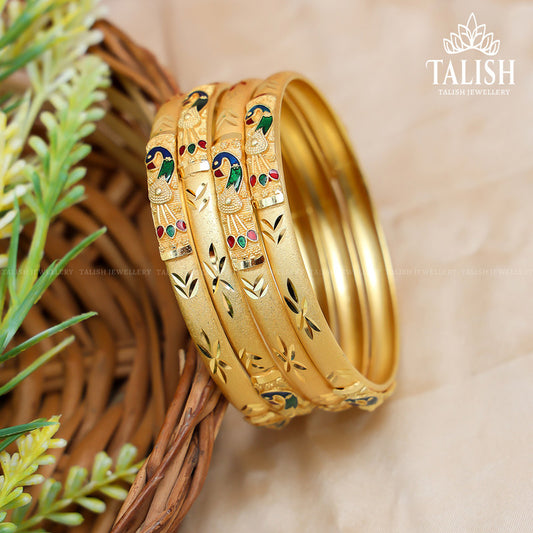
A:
[0,19,227,533]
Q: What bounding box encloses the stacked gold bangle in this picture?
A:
[145,72,398,428]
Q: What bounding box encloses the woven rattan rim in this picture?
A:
[1,19,227,533]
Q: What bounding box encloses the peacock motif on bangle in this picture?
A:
[244,104,272,154]
[178,90,208,157]
[244,96,284,208]
[212,151,259,251]
[146,144,189,255]
[244,103,279,187]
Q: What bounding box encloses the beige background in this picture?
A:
[106,1,533,531]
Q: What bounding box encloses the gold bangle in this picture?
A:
[176,81,314,421]
[147,94,286,428]
[244,72,398,408]
[210,80,338,410]
[146,72,398,427]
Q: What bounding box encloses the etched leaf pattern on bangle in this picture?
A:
[261,213,286,244]
[273,336,307,373]
[241,274,268,299]
[186,182,209,212]
[202,243,234,317]
[443,13,500,56]
[284,279,321,339]
[197,330,231,383]
[222,292,234,318]
[171,270,199,299]
[238,348,270,372]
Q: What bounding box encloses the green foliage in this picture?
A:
[0,419,56,453]
[0,3,125,531]
[0,0,108,238]
[0,419,142,532]
[0,416,66,526]
[0,0,110,409]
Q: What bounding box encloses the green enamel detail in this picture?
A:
[166,225,176,237]
[258,173,268,186]
[187,143,196,154]
[285,394,298,409]
[237,235,247,249]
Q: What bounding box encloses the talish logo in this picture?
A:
[426,13,515,95]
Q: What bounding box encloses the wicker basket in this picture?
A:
[0,20,226,533]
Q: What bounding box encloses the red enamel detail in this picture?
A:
[198,140,207,149]
[176,220,187,232]
[227,235,236,248]
[179,145,186,156]
[268,169,279,180]
[247,229,258,241]
[214,169,224,177]
[147,162,156,170]
[156,226,164,238]
[250,174,257,186]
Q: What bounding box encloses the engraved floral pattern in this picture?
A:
[197,330,231,384]
[241,274,268,299]
[261,213,286,245]
[284,279,321,339]
[273,336,307,373]
[171,270,199,299]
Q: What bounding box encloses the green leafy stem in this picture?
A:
[0,417,142,533]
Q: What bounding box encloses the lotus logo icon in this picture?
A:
[443,13,500,56]
[426,12,515,95]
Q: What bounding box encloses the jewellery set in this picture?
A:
[145,72,398,428]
